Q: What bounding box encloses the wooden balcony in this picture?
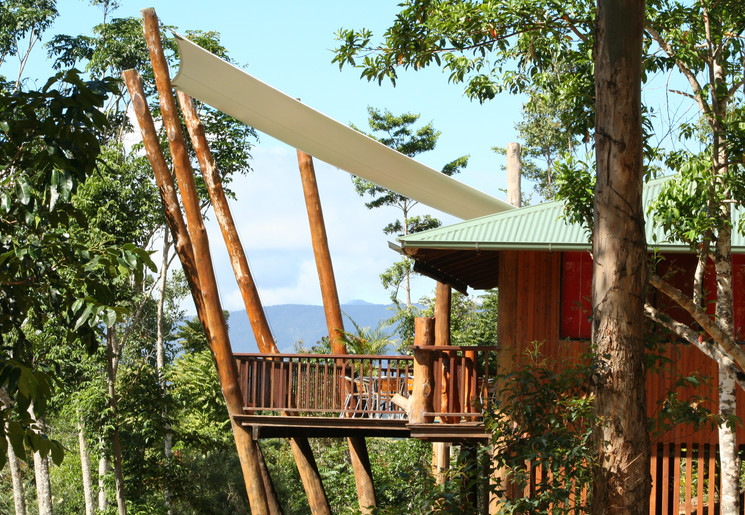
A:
[233,346,498,442]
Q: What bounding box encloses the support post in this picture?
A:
[433,282,452,480]
[138,11,270,513]
[296,150,346,354]
[178,91,329,515]
[410,317,435,424]
[506,142,522,208]
[296,150,376,512]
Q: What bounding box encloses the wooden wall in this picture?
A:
[497,249,745,443]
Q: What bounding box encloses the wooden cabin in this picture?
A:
[395,176,745,513]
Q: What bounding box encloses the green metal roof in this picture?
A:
[398,176,745,253]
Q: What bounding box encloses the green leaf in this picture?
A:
[16,179,31,205]
[74,303,94,331]
[103,308,117,328]
[6,421,25,461]
[50,442,64,465]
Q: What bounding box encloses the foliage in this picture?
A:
[352,107,468,305]
[486,345,597,513]
[341,316,397,355]
[0,0,58,76]
[494,90,582,200]
[333,0,595,122]
[0,69,154,468]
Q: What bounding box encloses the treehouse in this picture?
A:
[396,176,745,513]
[132,12,743,512]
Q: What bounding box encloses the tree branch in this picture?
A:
[645,303,745,393]
[669,89,697,101]
[645,25,714,121]
[649,273,745,371]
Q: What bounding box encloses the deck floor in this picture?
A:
[234,414,489,442]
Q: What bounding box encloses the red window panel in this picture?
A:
[734,254,745,342]
[560,251,593,339]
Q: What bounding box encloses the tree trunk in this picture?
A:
[296,150,377,512]
[105,329,127,515]
[718,356,740,515]
[78,418,95,515]
[135,14,272,510]
[1,388,26,515]
[155,231,173,513]
[592,0,650,512]
[7,434,26,515]
[98,437,109,512]
[31,407,52,515]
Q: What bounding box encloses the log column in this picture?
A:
[433,282,451,483]
[178,92,328,515]
[139,10,269,513]
[296,151,376,513]
[410,317,435,424]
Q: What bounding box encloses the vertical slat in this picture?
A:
[697,443,704,513]
[322,360,329,411]
[673,441,681,515]
[288,359,295,410]
[685,439,693,514]
[662,443,670,512]
[251,359,259,409]
[649,444,658,515]
[707,444,715,515]
[448,351,457,419]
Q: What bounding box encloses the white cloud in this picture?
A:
[203,142,407,309]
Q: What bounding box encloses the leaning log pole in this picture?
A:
[123,68,270,514]
[139,10,270,514]
[178,92,330,515]
[296,151,377,512]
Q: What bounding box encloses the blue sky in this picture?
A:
[4,1,700,310]
[8,0,522,308]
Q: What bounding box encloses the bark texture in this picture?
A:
[8,436,26,515]
[77,418,95,515]
[592,0,650,511]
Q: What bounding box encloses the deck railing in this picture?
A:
[416,345,498,423]
[235,353,414,418]
[235,346,498,423]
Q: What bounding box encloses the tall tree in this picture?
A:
[352,107,468,306]
[591,0,649,511]
[334,1,745,509]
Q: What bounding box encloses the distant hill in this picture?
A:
[227,303,400,353]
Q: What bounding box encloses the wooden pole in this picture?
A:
[177,90,277,354]
[296,150,347,354]
[506,143,522,208]
[124,68,271,515]
[433,282,452,481]
[490,151,523,512]
[410,317,435,424]
[296,150,377,512]
[139,10,269,514]
[178,92,330,515]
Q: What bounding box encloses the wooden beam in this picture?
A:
[411,317,435,424]
[178,90,278,354]
[139,10,269,514]
[296,151,346,353]
[178,92,328,515]
[296,151,376,512]
[433,282,452,478]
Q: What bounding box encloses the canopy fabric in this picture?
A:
[171,34,514,220]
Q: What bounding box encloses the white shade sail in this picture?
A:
[171,34,513,220]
